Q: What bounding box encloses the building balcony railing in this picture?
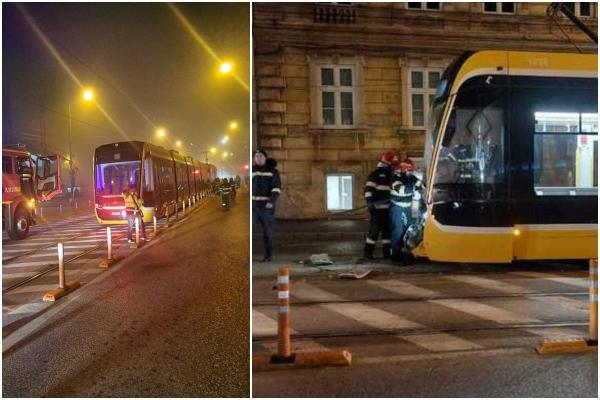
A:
[314,3,356,24]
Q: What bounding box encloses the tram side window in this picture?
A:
[433,75,506,196]
[533,111,598,196]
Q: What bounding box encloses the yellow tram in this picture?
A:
[415,51,598,263]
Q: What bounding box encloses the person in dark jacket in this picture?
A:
[363,150,398,260]
[389,158,425,264]
[252,149,281,262]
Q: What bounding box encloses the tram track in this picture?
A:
[252,290,589,308]
[2,196,214,296]
[252,320,589,342]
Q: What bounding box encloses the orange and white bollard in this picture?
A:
[39,207,43,218]
[153,216,157,235]
[42,242,80,301]
[57,242,65,289]
[275,267,293,362]
[134,216,140,247]
[590,259,598,345]
[107,227,113,260]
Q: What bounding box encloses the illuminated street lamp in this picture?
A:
[176,140,182,147]
[210,147,217,154]
[221,136,229,145]
[220,62,232,74]
[222,151,228,158]
[156,128,166,138]
[229,121,238,130]
[82,88,94,102]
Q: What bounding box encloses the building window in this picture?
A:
[564,2,593,17]
[483,2,516,14]
[319,65,355,127]
[326,174,353,211]
[533,111,598,196]
[407,2,441,10]
[409,68,441,128]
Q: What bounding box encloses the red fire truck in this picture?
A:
[2,145,62,239]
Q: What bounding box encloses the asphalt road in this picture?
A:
[2,192,249,397]
[253,350,597,397]
[253,266,597,397]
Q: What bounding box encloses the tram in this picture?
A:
[94,141,216,225]
[414,50,598,263]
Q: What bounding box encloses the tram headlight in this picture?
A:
[121,211,126,217]
[28,198,35,208]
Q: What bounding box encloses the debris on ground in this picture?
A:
[309,253,334,265]
[338,268,372,280]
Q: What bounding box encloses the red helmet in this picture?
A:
[398,158,415,172]
[380,151,398,166]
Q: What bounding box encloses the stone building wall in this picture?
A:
[253,2,597,219]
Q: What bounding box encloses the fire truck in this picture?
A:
[2,145,62,240]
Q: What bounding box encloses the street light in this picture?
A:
[221,136,229,145]
[210,147,217,154]
[156,128,166,138]
[229,121,238,130]
[82,88,94,102]
[220,62,232,74]
[222,151,228,158]
[176,140,182,147]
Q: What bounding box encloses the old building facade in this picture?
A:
[253,2,597,219]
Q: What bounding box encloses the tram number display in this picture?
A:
[111,211,121,216]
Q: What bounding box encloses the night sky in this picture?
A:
[3,2,250,189]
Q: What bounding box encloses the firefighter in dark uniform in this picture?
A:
[252,149,281,262]
[363,151,398,260]
[390,158,425,263]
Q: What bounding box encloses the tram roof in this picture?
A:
[449,50,597,96]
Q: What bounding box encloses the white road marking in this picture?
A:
[511,272,588,288]
[367,279,437,298]
[447,275,529,294]
[321,302,422,331]
[400,333,483,352]
[430,298,541,324]
[3,302,48,316]
[292,284,345,302]
[252,310,298,336]
[9,284,57,295]
[357,347,529,365]
[524,326,586,339]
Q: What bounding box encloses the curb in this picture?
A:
[253,349,352,372]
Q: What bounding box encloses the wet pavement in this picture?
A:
[2,192,249,397]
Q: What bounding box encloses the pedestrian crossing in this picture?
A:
[253,272,589,358]
[2,212,173,318]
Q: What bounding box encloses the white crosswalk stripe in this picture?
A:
[367,279,437,298]
[430,298,541,324]
[400,333,483,352]
[447,275,529,294]
[511,272,588,288]
[252,310,299,336]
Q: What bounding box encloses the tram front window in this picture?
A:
[95,161,141,195]
[432,75,506,202]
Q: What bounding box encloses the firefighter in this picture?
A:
[123,187,147,243]
[363,150,398,260]
[389,158,425,263]
[252,149,281,262]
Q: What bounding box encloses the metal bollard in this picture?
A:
[58,242,65,289]
[88,199,92,209]
[40,207,43,218]
[75,201,78,209]
[183,200,186,214]
[277,268,292,360]
[59,204,63,214]
[590,259,598,344]
[106,227,113,260]
[135,216,140,247]
[153,216,157,235]
[188,198,191,208]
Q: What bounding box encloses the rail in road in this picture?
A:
[2,195,214,332]
[252,270,591,363]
